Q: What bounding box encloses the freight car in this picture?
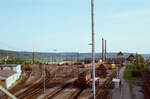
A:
[58,61,75,66]
[24,64,33,71]
[82,64,91,68]
[81,63,101,68]
[74,62,83,65]
[96,64,107,78]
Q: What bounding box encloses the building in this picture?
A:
[146,59,150,72]
[0,64,22,78]
[106,58,125,65]
[117,52,124,58]
[112,78,121,88]
[80,58,100,64]
[0,64,22,88]
[127,54,135,62]
[0,64,21,72]
[0,70,18,88]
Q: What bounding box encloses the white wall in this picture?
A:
[3,67,11,71]
[0,65,22,88]
[2,65,22,73]
[13,65,21,73]
[5,73,20,88]
[0,73,21,88]
[0,76,7,79]
[6,75,13,88]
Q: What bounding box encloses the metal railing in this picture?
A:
[0,85,17,99]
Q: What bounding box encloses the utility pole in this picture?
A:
[91,0,96,98]
[43,64,46,93]
[102,38,105,62]
[32,52,34,64]
[105,40,107,61]
[77,52,79,62]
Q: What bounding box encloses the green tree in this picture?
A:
[124,53,146,80]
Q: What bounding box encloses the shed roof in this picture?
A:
[0,64,20,67]
[129,54,135,58]
[0,70,16,78]
[117,52,124,56]
[112,78,120,82]
[90,77,100,81]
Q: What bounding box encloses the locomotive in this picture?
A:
[74,70,100,87]
[74,70,91,87]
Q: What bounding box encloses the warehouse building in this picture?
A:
[0,64,21,76]
[0,70,18,88]
[0,64,22,88]
[117,52,124,58]
[127,54,135,62]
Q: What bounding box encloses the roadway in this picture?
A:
[112,66,131,99]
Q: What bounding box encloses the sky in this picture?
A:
[0,0,150,53]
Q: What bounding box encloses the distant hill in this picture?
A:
[0,49,150,59]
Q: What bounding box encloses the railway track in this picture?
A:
[9,71,32,93]
[96,67,122,99]
[16,66,50,99]
[141,70,150,97]
[45,83,71,99]
[1,70,33,99]
[10,65,43,95]
[95,70,117,99]
[45,85,84,99]
[69,88,84,99]
[97,90,110,99]
[17,65,80,99]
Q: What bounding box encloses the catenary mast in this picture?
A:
[91,0,96,98]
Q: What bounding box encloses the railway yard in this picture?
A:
[0,51,149,99]
[0,62,122,99]
[1,0,150,99]
[0,52,147,99]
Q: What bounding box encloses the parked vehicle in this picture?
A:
[108,64,116,69]
[24,64,32,71]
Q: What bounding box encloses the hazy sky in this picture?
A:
[0,0,150,53]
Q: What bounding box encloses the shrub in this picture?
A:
[123,69,132,80]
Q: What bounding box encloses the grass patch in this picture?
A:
[123,69,132,80]
[123,68,142,80]
[129,84,134,91]
[123,63,144,80]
